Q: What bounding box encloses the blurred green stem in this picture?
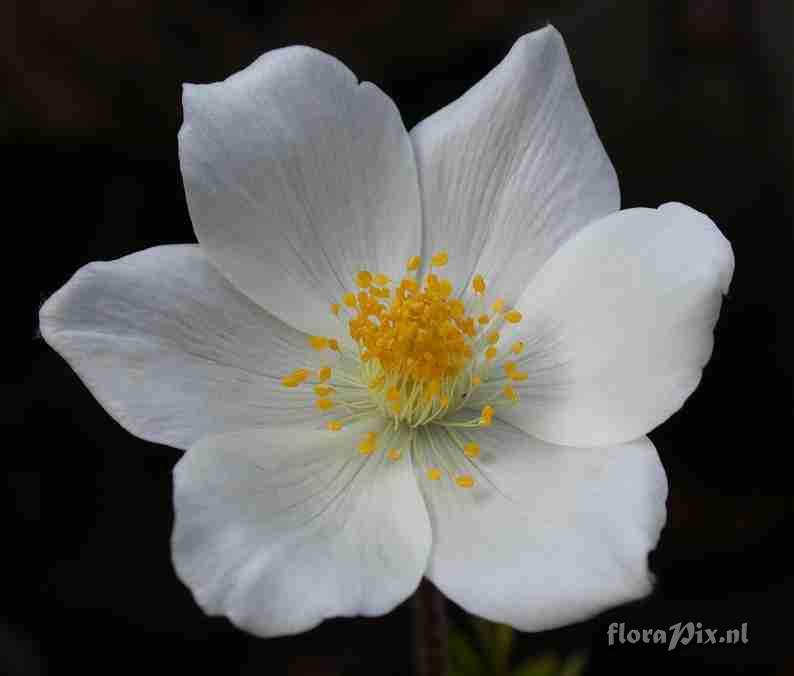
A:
[414,579,448,676]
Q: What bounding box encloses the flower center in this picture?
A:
[280,251,529,489]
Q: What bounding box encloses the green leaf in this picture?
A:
[558,653,588,676]
[511,653,561,676]
[491,623,514,675]
[448,626,488,676]
[471,618,514,675]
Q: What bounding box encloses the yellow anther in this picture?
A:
[471,375,482,386]
[374,273,391,286]
[355,270,373,288]
[449,299,465,318]
[486,331,500,345]
[315,398,334,411]
[387,386,401,402]
[326,420,343,432]
[340,250,483,394]
[503,361,517,377]
[358,431,378,455]
[389,400,402,415]
[510,371,528,381]
[455,474,475,488]
[281,368,310,387]
[370,374,386,389]
[308,335,329,350]
[491,298,505,313]
[502,386,519,402]
[478,314,490,325]
[331,303,340,317]
[343,292,357,308]
[318,366,332,382]
[426,468,442,481]
[511,341,524,354]
[472,274,486,294]
[504,309,522,323]
[439,394,450,407]
[463,442,480,458]
[314,385,335,396]
[430,251,449,267]
[401,277,418,293]
[387,448,402,461]
[328,338,340,351]
[425,379,441,400]
[485,346,497,360]
[480,405,494,426]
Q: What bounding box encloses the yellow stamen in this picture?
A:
[463,442,480,458]
[281,368,310,387]
[401,277,418,292]
[424,379,441,401]
[431,250,449,267]
[455,474,475,488]
[355,270,373,288]
[387,448,402,461]
[426,468,442,481]
[510,371,528,382]
[449,299,465,318]
[510,341,524,354]
[502,386,518,402]
[480,404,494,426]
[491,298,505,313]
[280,251,514,430]
[358,431,378,455]
[308,335,329,350]
[326,420,343,431]
[503,361,517,377]
[504,309,522,323]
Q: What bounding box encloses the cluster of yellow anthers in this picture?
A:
[280,252,529,488]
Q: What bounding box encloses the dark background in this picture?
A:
[12,1,794,675]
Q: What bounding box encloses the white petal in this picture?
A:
[172,422,431,637]
[496,202,734,447]
[179,47,422,336]
[418,420,667,631]
[410,26,618,298]
[39,245,324,450]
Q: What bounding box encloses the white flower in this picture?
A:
[39,26,734,637]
